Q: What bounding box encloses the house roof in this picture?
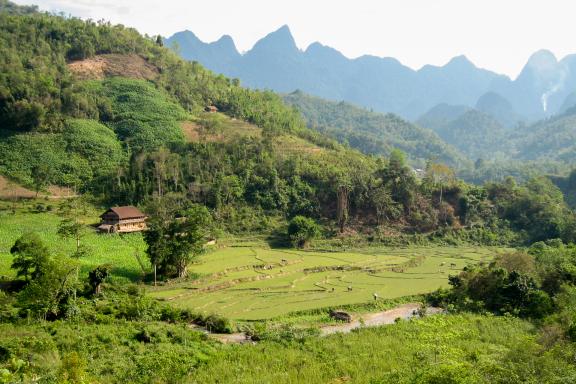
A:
[101,206,147,220]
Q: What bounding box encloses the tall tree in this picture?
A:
[57,219,86,256]
[10,233,50,281]
[144,205,211,278]
[31,162,52,197]
[425,162,455,206]
[88,265,111,295]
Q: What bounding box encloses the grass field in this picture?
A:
[0,210,148,282]
[150,245,507,320]
[0,208,509,320]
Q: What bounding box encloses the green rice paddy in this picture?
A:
[0,210,509,320]
[150,246,507,320]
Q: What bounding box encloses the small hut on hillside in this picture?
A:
[98,206,147,233]
[204,105,218,113]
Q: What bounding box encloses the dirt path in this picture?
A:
[320,303,442,336]
[202,303,443,343]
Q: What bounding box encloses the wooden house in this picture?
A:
[98,206,147,233]
[204,105,218,113]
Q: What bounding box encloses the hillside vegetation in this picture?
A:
[419,103,576,164]
[1,2,576,247]
[3,2,576,383]
[283,91,467,167]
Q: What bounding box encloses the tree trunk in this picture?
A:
[177,262,187,278]
[337,185,349,233]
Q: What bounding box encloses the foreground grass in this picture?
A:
[0,320,215,383]
[3,313,573,383]
[189,314,576,384]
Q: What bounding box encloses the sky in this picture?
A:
[12,0,576,79]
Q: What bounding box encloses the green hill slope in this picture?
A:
[283,91,469,167]
[438,110,508,160]
[514,112,576,162]
[1,2,574,242]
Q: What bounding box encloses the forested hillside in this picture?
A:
[419,104,576,162]
[283,91,468,167]
[428,110,508,161]
[1,5,576,242]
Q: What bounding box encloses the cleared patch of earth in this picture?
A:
[0,176,76,199]
[67,54,159,81]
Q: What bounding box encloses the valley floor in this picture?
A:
[1,206,575,383]
[151,246,503,320]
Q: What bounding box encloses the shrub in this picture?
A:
[287,216,320,248]
[202,314,234,334]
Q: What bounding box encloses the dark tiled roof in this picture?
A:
[101,206,146,219]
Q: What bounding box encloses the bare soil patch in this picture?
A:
[67,54,159,81]
[0,176,35,199]
[0,176,76,199]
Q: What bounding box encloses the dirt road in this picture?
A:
[203,303,443,343]
[320,303,442,336]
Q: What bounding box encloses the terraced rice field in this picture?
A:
[0,210,509,320]
[150,246,507,320]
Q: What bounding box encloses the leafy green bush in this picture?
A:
[200,314,235,334]
[288,216,320,248]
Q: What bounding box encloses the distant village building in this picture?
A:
[98,206,147,233]
[204,105,218,113]
[412,168,425,178]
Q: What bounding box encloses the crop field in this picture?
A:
[0,209,509,321]
[150,246,508,320]
[0,211,148,282]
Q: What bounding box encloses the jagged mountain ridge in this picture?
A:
[166,26,576,123]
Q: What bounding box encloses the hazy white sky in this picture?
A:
[13,0,576,78]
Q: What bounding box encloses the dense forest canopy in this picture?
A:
[416,101,576,183]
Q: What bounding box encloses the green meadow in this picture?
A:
[0,209,507,320]
[0,210,148,282]
[150,246,505,320]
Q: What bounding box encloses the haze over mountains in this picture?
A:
[166,25,576,124]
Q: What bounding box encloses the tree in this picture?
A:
[379,150,416,214]
[10,233,50,281]
[88,265,111,295]
[17,256,79,320]
[217,175,244,206]
[425,162,455,206]
[371,186,402,225]
[31,162,52,197]
[336,184,350,233]
[144,205,211,278]
[57,219,85,255]
[288,216,320,248]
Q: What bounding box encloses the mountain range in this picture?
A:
[166,26,576,123]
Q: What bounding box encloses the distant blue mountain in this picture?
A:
[166,27,576,122]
